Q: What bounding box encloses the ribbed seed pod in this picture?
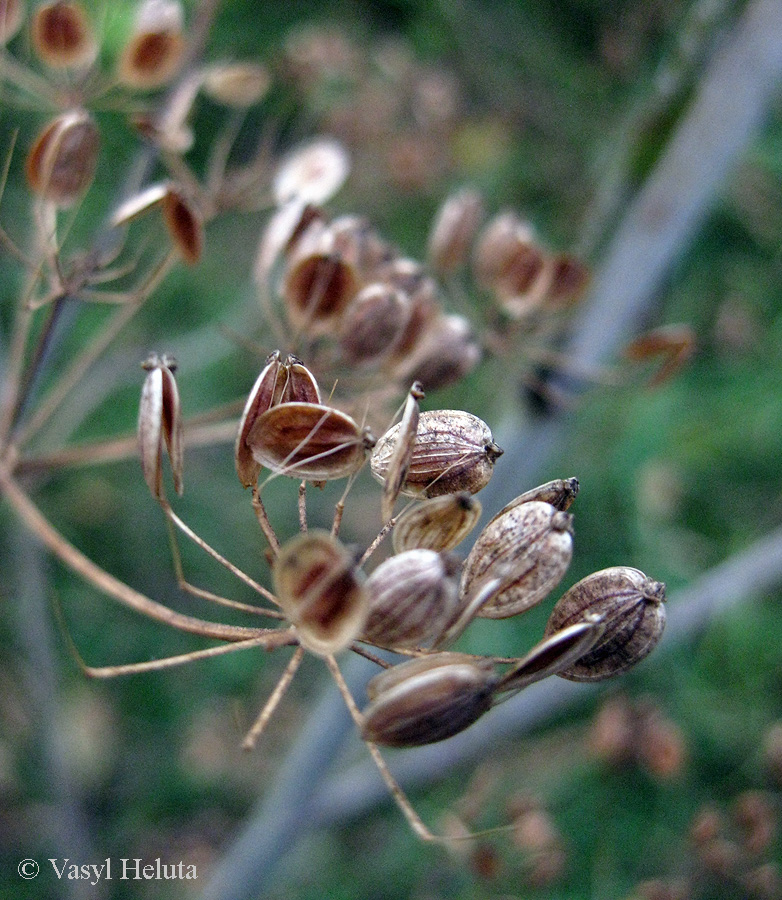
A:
[273,530,368,656]
[247,401,374,481]
[25,109,99,208]
[371,409,502,499]
[137,353,183,499]
[362,549,461,649]
[461,500,573,619]
[543,567,666,681]
[486,477,579,527]
[361,653,497,747]
[392,491,481,554]
[428,187,484,274]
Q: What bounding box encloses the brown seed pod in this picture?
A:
[379,382,423,522]
[117,0,185,90]
[25,109,99,208]
[362,549,461,649]
[543,566,666,681]
[542,254,590,308]
[486,477,579,527]
[371,409,502,499]
[378,258,441,362]
[31,1,96,69]
[428,186,485,274]
[338,283,411,367]
[461,501,574,619]
[201,61,271,108]
[394,313,481,392]
[162,186,202,264]
[0,0,24,45]
[361,653,497,747]
[392,491,482,554]
[247,401,374,481]
[273,530,368,656]
[254,201,324,287]
[137,353,183,499]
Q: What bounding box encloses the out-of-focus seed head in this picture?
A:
[394,313,481,392]
[428,186,484,274]
[392,491,481,554]
[338,283,411,367]
[25,109,99,208]
[362,549,461,649]
[487,477,579,527]
[379,259,441,363]
[254,201,324,287]
[137,353,183,499]
[31,2,96,69]
[273,137,350,207]
[0,0,24,45]
[371,409,502,499]
[162,186,202,264]
[273,530,368,656]
[247,401,374,482]
[379,382,423,522]
[542,254,590,308]
[544,566,666,681]
[329,215,393,280]
[110,182,169,227]
[472,211,529,289]
[361,653,497,747]
[202,61,270,108]
[117,0,185,90]
[462,501,574,619]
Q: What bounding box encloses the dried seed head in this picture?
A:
[543,566,666,681]
[137,353,183,498]
[362,549,461,649]
[273,530,368,656]
[472,211,529,288]
[392,491,481,554]
[202,61,271,108]
[394,313,481,392]
[543,254,590,308]
[254,201,324,287]
[118,0,185,90]
[162,186,202,264]
[338,283,411,367]
[235,351,285,488]
[279,355,321,405]
[329,215,393,279]
[462,501,574,619]
[25,109,99,208]
[486,477,579,527]
[31,1,96,69]
[371,409,502,499]
[247,401,374,481]
[379,382,423,522]
[361,653,497,747]
[0,0,24,45]
[428,187,484,274]
[380,259,441,363]
[273,137,350,207]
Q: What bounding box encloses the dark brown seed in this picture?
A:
[162,187,202,264]
[235,351,285,488]
[543,566,666,681]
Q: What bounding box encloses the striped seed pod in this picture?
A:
[361,653,497,747]
[371,409,502,499]
[543,566,666,681]
[137,353,183,499]
[461,500,573,619]
[392,492,481,554]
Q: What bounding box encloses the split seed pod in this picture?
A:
[371,409,502,499]
[362,549,461,649]
[543,566,666,681]
[461,500,574,619]
[247,401,373,481]
[273,530,368,656]
[31,1,96,69]
[25,109,99,208]
[137,353,183,498]
[392,491,481,554]
[118,0,185,90]
[361,653,497,748]
[379,382,423,522]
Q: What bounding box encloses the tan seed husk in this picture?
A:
[486,477,579,528]
[392,491,481,554]
[202,61,270,108]
[380,382,423,522]
[543,566,666,681]
[462,501,574,619]
[137,353,183,498]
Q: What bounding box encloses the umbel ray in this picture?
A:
[63,355,666,843]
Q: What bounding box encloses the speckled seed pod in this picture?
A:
[361,653,497,747]
[362,549,461,649]
[25,109,99,207]
[486,477,579,527]
[392,492,482,554]
[461,500,574,619]
[371,410,502,499]
[247,401,374,481]
[273,530,368,656]
[137,353,183,499]
[543,567,666,681]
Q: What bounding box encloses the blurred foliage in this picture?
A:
[2,0,782,899]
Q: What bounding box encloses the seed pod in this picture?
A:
[379,259,441,363]
[486,477,579,527]
[361,653,497,747]
[137,353,183,498]
[279,355,321,404]
[31,1,96,69]
[495,614,605,695]
[379,382,423,522]
[542,254,589,308]
[395,313,481,391]
[329,215,393,279]
[392,491,481,554]
[247,401,374,481]
[254,201,324,286]
[118,0,185,90]
[162,186,202,264]
[543,566,666,681]
[25,109,99,208]
[362,549,461,649]
[338,283,411,367]
[0,0,24,45]
[202,61,270,108]
[371,409,502,499]
[461,501,573,619]
[273,137,350,207]
[428,187,484,274]
[273,530,368,656]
